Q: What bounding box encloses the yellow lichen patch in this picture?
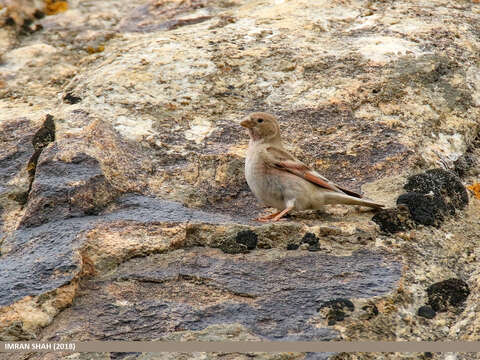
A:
[45,0,68,15]
[86,45,105,54]
[81,222,187,272]
[0,282,78,336]
[467,183,480,200]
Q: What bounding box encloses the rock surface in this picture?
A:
[1,0,480,359]
[38,248,400,341]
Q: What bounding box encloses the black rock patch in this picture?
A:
[286,243,299,250]
[373,168,469,233]
[372,205,415,233]
[302,232,319,246]
[235,230,258,250]
[318,298,355,325]
[218,230,258,254]
[426,278,470,312]
[361,303,379,320]
[417,305,436,319]
[397,192,447,226]
[302,232,320,251]
[33,10,45,19]
[404,169,468,214]
[63,93,82,104]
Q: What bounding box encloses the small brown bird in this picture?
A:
[240,112,384,222]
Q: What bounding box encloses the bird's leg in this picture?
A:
[271,205,294,222]
[255,210,283,222]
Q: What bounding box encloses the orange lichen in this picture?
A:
[467,183,480,200]
[45,0,68,15]
[80,253,97,277]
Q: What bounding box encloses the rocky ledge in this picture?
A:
[1,0,480,360]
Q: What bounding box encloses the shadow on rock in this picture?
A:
[19,146,121,228]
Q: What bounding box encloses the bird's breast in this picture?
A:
[245,150,287,209]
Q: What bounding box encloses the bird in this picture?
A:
[240,112,384,222]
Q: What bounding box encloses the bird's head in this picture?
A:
[240,112,281,142]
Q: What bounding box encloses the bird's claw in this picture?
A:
[254,216,287,222]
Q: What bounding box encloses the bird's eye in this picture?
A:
[257,118,263,123]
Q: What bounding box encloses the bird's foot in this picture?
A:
[254,206,293,222]
[255,217,287,222]
[254,210,283,222]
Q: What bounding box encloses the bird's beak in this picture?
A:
[240,118,254,128]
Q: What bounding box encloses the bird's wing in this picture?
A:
[263,146,362,198]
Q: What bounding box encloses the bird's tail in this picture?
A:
[323,192,384,209]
